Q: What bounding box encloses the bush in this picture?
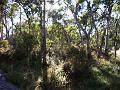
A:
[62,60,90,80]
[0,40,9,48]
[12,49,27,60]
[6,72,29,89]
[66,45,86,61]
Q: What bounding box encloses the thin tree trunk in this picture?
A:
[20,6,22,33]
[98,30,106,58]
[114,41,117,58]
[114,22,118,58]
[4,5,9,39]
[96,28,99,53]
[104,21,109,55]
[39,0,48,89]
[42,0,47,88]
[86,35,92,60]
[1,23,3,40]
[11,17,14,36]
[91,13,99,54]
[104,0,113,55]
[74,13,84,47]
[0,2,4,40]
[0,18,3,40]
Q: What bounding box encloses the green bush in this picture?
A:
[14,32,40,52]
[7,72,29,89]
[66,46,86,61]
[0,40,9,48]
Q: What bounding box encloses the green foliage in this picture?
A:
[78,0,85,3]
[14,31,40,51]
[48,10,63,22]
[93,0,101,4]
[80,12,88,25]
[47,22,78,46]
[0,0,120,89]
[113,4,120,12]
[0,0,7,5]
[66,45,86,61]
[7,72,29,89]
[0,40,9,48]
[8,3,19,17]
[65,25,78,42]
[47,22,66,45]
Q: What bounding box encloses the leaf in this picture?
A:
[93,0,101,5]
[78,0,85,3]
[113,4,120,12]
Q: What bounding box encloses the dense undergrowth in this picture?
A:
[0,45,120,90]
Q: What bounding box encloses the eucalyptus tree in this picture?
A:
[109,17,120,57]
[64,0,100,59]
[0,0,8,39]
[14,0,55,89]
[109,1,120,57]
[14,0,40,34]
[0,1,5,40]
[96,0,120,57]
[7,2,19,36]
[100,0,114,55]
[0,0,17,40]
[64,0,120,58]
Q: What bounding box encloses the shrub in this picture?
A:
[66,45,86,61]
[0,40,9,48]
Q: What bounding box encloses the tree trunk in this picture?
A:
[0,2,4,40]
[98,30,106,58]
[39,0,48,89]
[20,7,22,32]
[114,41,117,58]
[96,27,99,54]
[105,1,112,55]
[113,18,119,58]
[42,0,47,88]
[114,25,118,58]
[4,5,9,40]
[0,19,3,40]
[104,23,109,55]
[86,35,92,60]
[74,14,84,47]
[11,17,14,36]
[0,24,3,40]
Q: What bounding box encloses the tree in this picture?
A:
[0,0,8,40]
[0,1,4,40]
[8,2,19,36]
[65,0,96,60]
[38,0,48,89]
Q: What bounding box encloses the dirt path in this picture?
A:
[0,70,19,90]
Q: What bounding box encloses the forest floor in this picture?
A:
[73,57,120,90]
[0,54,120,90]
[46,56,120,90]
